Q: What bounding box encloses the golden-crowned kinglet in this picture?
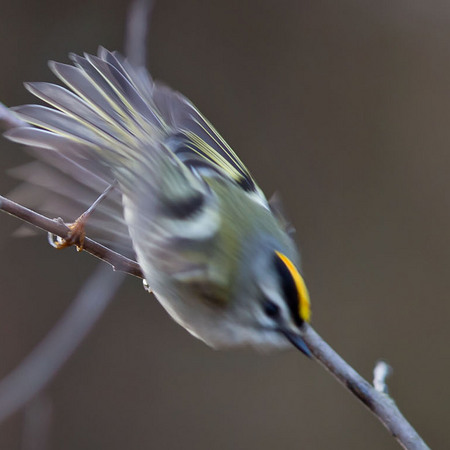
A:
[6,48,311,355]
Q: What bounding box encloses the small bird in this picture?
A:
[5,47,311,355]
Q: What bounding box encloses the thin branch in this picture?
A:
[0,264,125,423]
[0,194,143,278]
[125,0,154,67]
[302,325,430,450]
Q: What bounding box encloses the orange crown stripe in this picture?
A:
[275,251,311,323]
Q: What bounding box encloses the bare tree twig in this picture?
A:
[303,325,429,450]
[125,0,154,67]
[0,194,143,278]
[0,264,125,423]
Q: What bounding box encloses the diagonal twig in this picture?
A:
[0,194,142,278]
[303,325,429,450]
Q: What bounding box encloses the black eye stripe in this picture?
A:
[273,254,303,327]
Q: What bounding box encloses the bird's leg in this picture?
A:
[49,181,118,252]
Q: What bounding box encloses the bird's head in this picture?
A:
[231,238,312,356]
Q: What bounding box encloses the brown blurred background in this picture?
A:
[1,1,449,448]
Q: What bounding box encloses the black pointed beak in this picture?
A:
[279,329,312,358]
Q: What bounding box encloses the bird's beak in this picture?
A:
[279,328,312,358]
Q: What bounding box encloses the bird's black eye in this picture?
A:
[263,300,280,318]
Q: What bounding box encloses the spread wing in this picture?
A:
[4,48,280,265]
[10,48,266,201]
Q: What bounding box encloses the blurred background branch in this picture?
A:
[125,0,154,67]
[21,394,52,450]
